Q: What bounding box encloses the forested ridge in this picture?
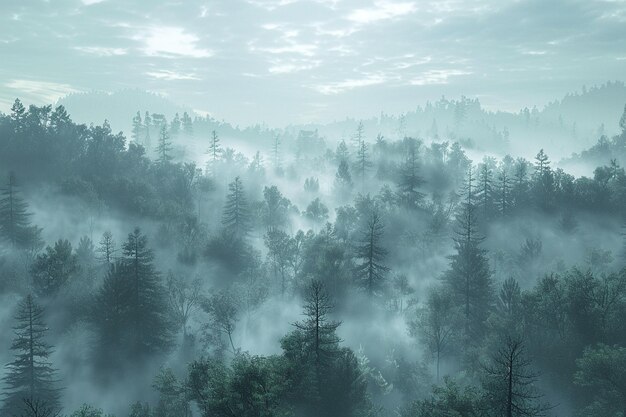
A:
[2,98,626,417]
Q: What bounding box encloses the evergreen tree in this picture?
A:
[477,161,494,220]
[334,159,353,192]
[445,168,493,343]
[482,337,547,417]
[272,134,281,170]
[93,229,173,365]
[142,111,152,151]
[496,164,511,216]
[206,130,221,176]
[169,113,181,138]
[31,239,80,296]
[532,149,553,210]
[96,231,116,266]
[0,172,42,249]
[156,125,173,164]
[354,210,390,296]
[336,140,349,163]
[222,177,250,240]
[181,112,193,136]
[121,228,173,355]
[131,111,143,144]
[351,121,364,151]
[10,99,27,133]
[619,103,626,133]
[354,140,372,190]
[291,280,342,399]
[397,139,424,209]
[1,295,61,417]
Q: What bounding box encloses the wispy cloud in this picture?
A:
[313,74,390,94]
[145,70,201,81]
[348,1,416,24]
[5,79,80,103]
[409,69,470,85]
[134,27,213,59]
[74,46,127,56]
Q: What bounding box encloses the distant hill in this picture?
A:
[54,82,626,162]
[57,89,194,135]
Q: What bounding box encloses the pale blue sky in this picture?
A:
[1,0,625,126]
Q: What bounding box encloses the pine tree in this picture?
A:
[121,228,173,355]
[182,112,193,136]
[292,280,342,393]
[131,111,143,144]
[352,121,364,151]
[1,295,61,417]
[397,140,424,209]
[272,134,281,170]
[170,113,181,138]
[497,164,511,216]
[222,177,250,240]
[354,140,372,190]
[334,159,353,192]
[206,130,221,176]
[157,125,173,164]
[619,103,626,133]
[96,231,116,266]
[532,149,554,210]
[444,167,493,343]
[336,140,349,163]
[0,172,42,249]
[10,99,27,133]
[482,337,547,417]
[477,162,494,220]
[354,210,390,296]
[143,112,152,151]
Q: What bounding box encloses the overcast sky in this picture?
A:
[1,0,625,126]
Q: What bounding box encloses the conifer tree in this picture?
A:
[121,228,173,355]
[444,167,493,343]
[397,140,424,209]
[131,111,143,144]
[157,125,173,164]
[0,172,42,249]
[1,295,61,417]
[354,210,389,296]
[205,130,221,176]
[222,177,250,240]
[182,112,193,136]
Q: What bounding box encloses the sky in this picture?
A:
[0,0,625,127]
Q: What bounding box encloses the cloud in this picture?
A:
[81,0,106,5]
[5,79,80,104]
[145,70,201,81]
[409,69,471,85]
[74,46,127,56]
[134,27,213,59]
[313,74,390,94]
[347,1,416,24]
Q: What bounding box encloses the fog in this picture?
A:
[2,2,626,416]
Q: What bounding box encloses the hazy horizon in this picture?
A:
[1,0,626,126]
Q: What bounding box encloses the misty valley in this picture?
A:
[0,87,626,417]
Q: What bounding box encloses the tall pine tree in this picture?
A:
[353,210,390,296]
[1,295,61,416]
[0,172,42,249]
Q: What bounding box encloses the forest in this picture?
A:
[1,96,626,417]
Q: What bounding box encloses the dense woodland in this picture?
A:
[2,97,626,417]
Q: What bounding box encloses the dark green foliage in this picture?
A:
[0,173,42,250]
[92,228,174,366]
[575,344,626,417]
[31,239,80,296]
[353,210,389,296]
[1,295,61,417]
[400,377,484,417]
[222,176,250,240]
[396,138,424,209]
